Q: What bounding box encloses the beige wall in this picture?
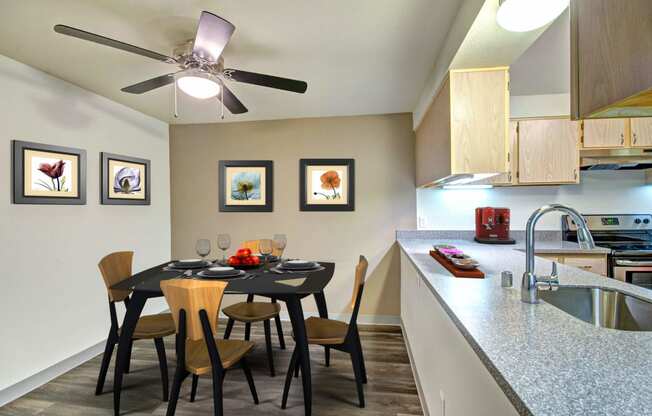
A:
[0,55,170,398]
[170,114,416,322]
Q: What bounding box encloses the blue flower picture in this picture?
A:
[230,171,261,200]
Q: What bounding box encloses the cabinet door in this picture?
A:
[631,118,652,147]
[518,119,580,184]
[582,119,627,148]
[450,68,509,175]
[490,121,518,185]
[562,255,608,276]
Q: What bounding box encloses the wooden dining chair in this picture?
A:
[96,251,175,401]
[282,255,369,408]
[219,239,286,378]
[161,279,259,416]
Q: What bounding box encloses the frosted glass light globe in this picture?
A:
[497,0,569,32]
[177,74,221,99]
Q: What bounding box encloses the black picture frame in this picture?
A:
[12,140,87,205]
[219,160,273,212]
[300,158,355,211]
[100,152,151,205]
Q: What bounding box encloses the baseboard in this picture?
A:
[401,319,430,416]
[0,338,106,407]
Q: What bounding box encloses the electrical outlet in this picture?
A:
[418,216,426,228]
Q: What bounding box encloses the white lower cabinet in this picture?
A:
[400,251,519,416]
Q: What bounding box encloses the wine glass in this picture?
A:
[195,239,211,263]
[273,234,287,261]
[217,234,231,264]
[259,239,273,271]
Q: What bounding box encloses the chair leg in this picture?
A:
[354,331,367,384]
[294,358,300,378]
[350,346,366,408]
[154,338,169,401]
[223,318,234,339]
[244,322,251,341]
[211,369,224,416]
[274,314,286,349]
[271,298,286,349]
[263,320,275,377]
[324,346,331,367]
[190,374,199,402]
[281,348,298,409]
[124,339,134,373]
[166,367,188,416]
[241,358,259,404]
[95,333,116,395]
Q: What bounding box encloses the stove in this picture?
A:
[562,214,652,289]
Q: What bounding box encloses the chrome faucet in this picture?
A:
[521,204,595,304]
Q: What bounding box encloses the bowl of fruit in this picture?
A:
[227,248,262,269]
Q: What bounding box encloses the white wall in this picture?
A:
[0,55,171,396]
[418,171,652,230]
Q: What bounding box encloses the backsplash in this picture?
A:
[417,170,652,231]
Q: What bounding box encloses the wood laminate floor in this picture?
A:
[0,321,423,416]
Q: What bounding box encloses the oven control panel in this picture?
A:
[563,214,652,231]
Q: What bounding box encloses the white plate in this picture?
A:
[208,266,234,273]
[179,258,203,263]
[286,260,311,265]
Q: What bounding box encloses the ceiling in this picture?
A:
[0,0,463,124]
[509,9,570,96]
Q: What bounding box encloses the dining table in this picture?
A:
[109,260,334,416]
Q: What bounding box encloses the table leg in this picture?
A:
[286,295,312,416]
[113,292,147,416]
[313,291,330,366]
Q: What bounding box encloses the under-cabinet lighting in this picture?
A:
[442,185,494,190]
[497,0,569,33]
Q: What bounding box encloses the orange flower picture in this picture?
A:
[300,159,354,211]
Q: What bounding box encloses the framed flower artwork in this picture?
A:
[101,153,150,205]
[219,160,273,212]
[12,140,87,205]
[300,159,355,211]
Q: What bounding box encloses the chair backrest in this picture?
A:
[350,255,368,311]
[241,239,283,257]
[98,251,134,302]
[160,279,227,342]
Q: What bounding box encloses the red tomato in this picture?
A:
[237,248,252,258]
[252,256,261,265]
[228,256,240,266]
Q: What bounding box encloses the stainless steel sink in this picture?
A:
[538,287,652,331]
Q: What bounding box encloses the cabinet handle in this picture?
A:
[574,169,578,180]
[633,133,638,144]
[620,134,625,145]
[579,265,592,270]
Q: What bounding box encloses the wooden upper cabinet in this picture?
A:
[630,118,652,147]
[415,67,510,187]
[490,121,518,185]
[582,119,627,148]
[571,0,652,119]
[518,119,580,184]
[449,68,509,175]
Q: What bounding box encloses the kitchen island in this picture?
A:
[398,233,652,416]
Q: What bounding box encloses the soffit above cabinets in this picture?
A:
[0,0,463,124]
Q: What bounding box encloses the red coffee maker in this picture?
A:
[474,207,516,244]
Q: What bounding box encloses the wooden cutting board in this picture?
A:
[429,250,485,279]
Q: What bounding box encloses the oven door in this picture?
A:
[613,259,652,289]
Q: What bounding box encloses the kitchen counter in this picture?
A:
[398,235,652,416]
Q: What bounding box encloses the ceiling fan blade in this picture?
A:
[192,11,235,62]
[219,83,248,114]
[121,73,176,94]
[223,69,307,93]
[54,24,176,63]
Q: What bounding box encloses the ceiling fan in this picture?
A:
[53,11,308,117]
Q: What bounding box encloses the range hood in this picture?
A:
[580,148,652,171]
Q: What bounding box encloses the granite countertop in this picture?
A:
[397,234,652,416]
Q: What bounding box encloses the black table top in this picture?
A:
[111,261,335,296]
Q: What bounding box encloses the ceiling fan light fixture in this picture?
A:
[177,72,221,99]
[496,0,569,32]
